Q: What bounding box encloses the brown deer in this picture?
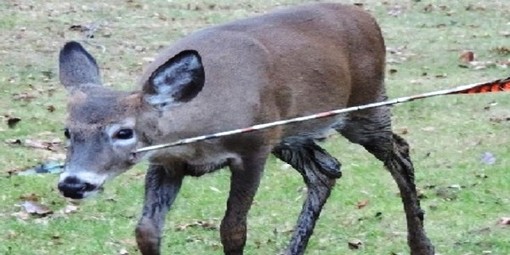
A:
[57,3,434,255]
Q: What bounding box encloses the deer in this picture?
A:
[56,3,434,255]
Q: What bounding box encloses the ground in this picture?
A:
[1,0,509,254]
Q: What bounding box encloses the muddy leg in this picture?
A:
[220,151,268,255]
[135,165,184,255]
[382,134,434,255]
[273,139,341,255]
[339,107,434,255]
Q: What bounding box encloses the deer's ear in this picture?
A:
[143,50,205,110]
[59,41,102,89]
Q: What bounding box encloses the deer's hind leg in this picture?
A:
[338,107,434,255]
[272,138,341,255]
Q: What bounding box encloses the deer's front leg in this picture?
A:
[221,151,268,255]
[136,164,184,255]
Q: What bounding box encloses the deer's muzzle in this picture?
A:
[58,176,98,199]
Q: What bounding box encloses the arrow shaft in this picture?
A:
[136,76,510,153]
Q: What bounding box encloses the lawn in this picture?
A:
[1,0,509,254]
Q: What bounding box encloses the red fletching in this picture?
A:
[451,77,510,95]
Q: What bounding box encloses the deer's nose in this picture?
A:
[58,176,97,199]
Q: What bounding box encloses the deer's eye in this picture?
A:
[114,129,134,140]
[64,128,71,139]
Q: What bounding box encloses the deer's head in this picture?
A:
[57,42,204,199]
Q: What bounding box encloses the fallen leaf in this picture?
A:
[11,211,30,221]
[489,117,510,123]
[490,46,510,56]
[497,217,510,226]
[356,199,369,209]
[387,5,404,17]
[417,187,427,199]
[69,22,102,39]
[5,138,22,145]
[465,4,486,11]
[24,139,49,149]
[421,126,435,132]
[423,4,434,13]
[499,31,510,37]
[7,117,21,128]
[12,92,36,102]
[23,138,62,151]
[459,51,475,63]
[63,204,79,214]
[469,60,497,70]
[20,201,53,216]
[176,220,218,231]
[396,127,408,135]
[348,239,363,249]
[448,184,462,190]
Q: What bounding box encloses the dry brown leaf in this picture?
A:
[348,239,363,249]
[176,220,218,231]
[423,4,434,13]
[24,139,48,149]
[356,199,369,209]
[465,4,487,11]
[459,51,475,63]
[417,187,427,199]
[12,92,37,102]
[497,217,510,226]
[46,105,56,112]
[5,138,22,145]
[20,201,53,216]
[12,211,30,221]
[396,127,408,135]
[490,46,510,56]
[24,138,62,151]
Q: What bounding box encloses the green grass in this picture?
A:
[1,0,510,254]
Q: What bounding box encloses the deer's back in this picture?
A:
[140,3,386,141]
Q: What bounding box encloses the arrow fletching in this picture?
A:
[449,76,510,94]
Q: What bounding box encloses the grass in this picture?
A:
[1,0,510,254]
